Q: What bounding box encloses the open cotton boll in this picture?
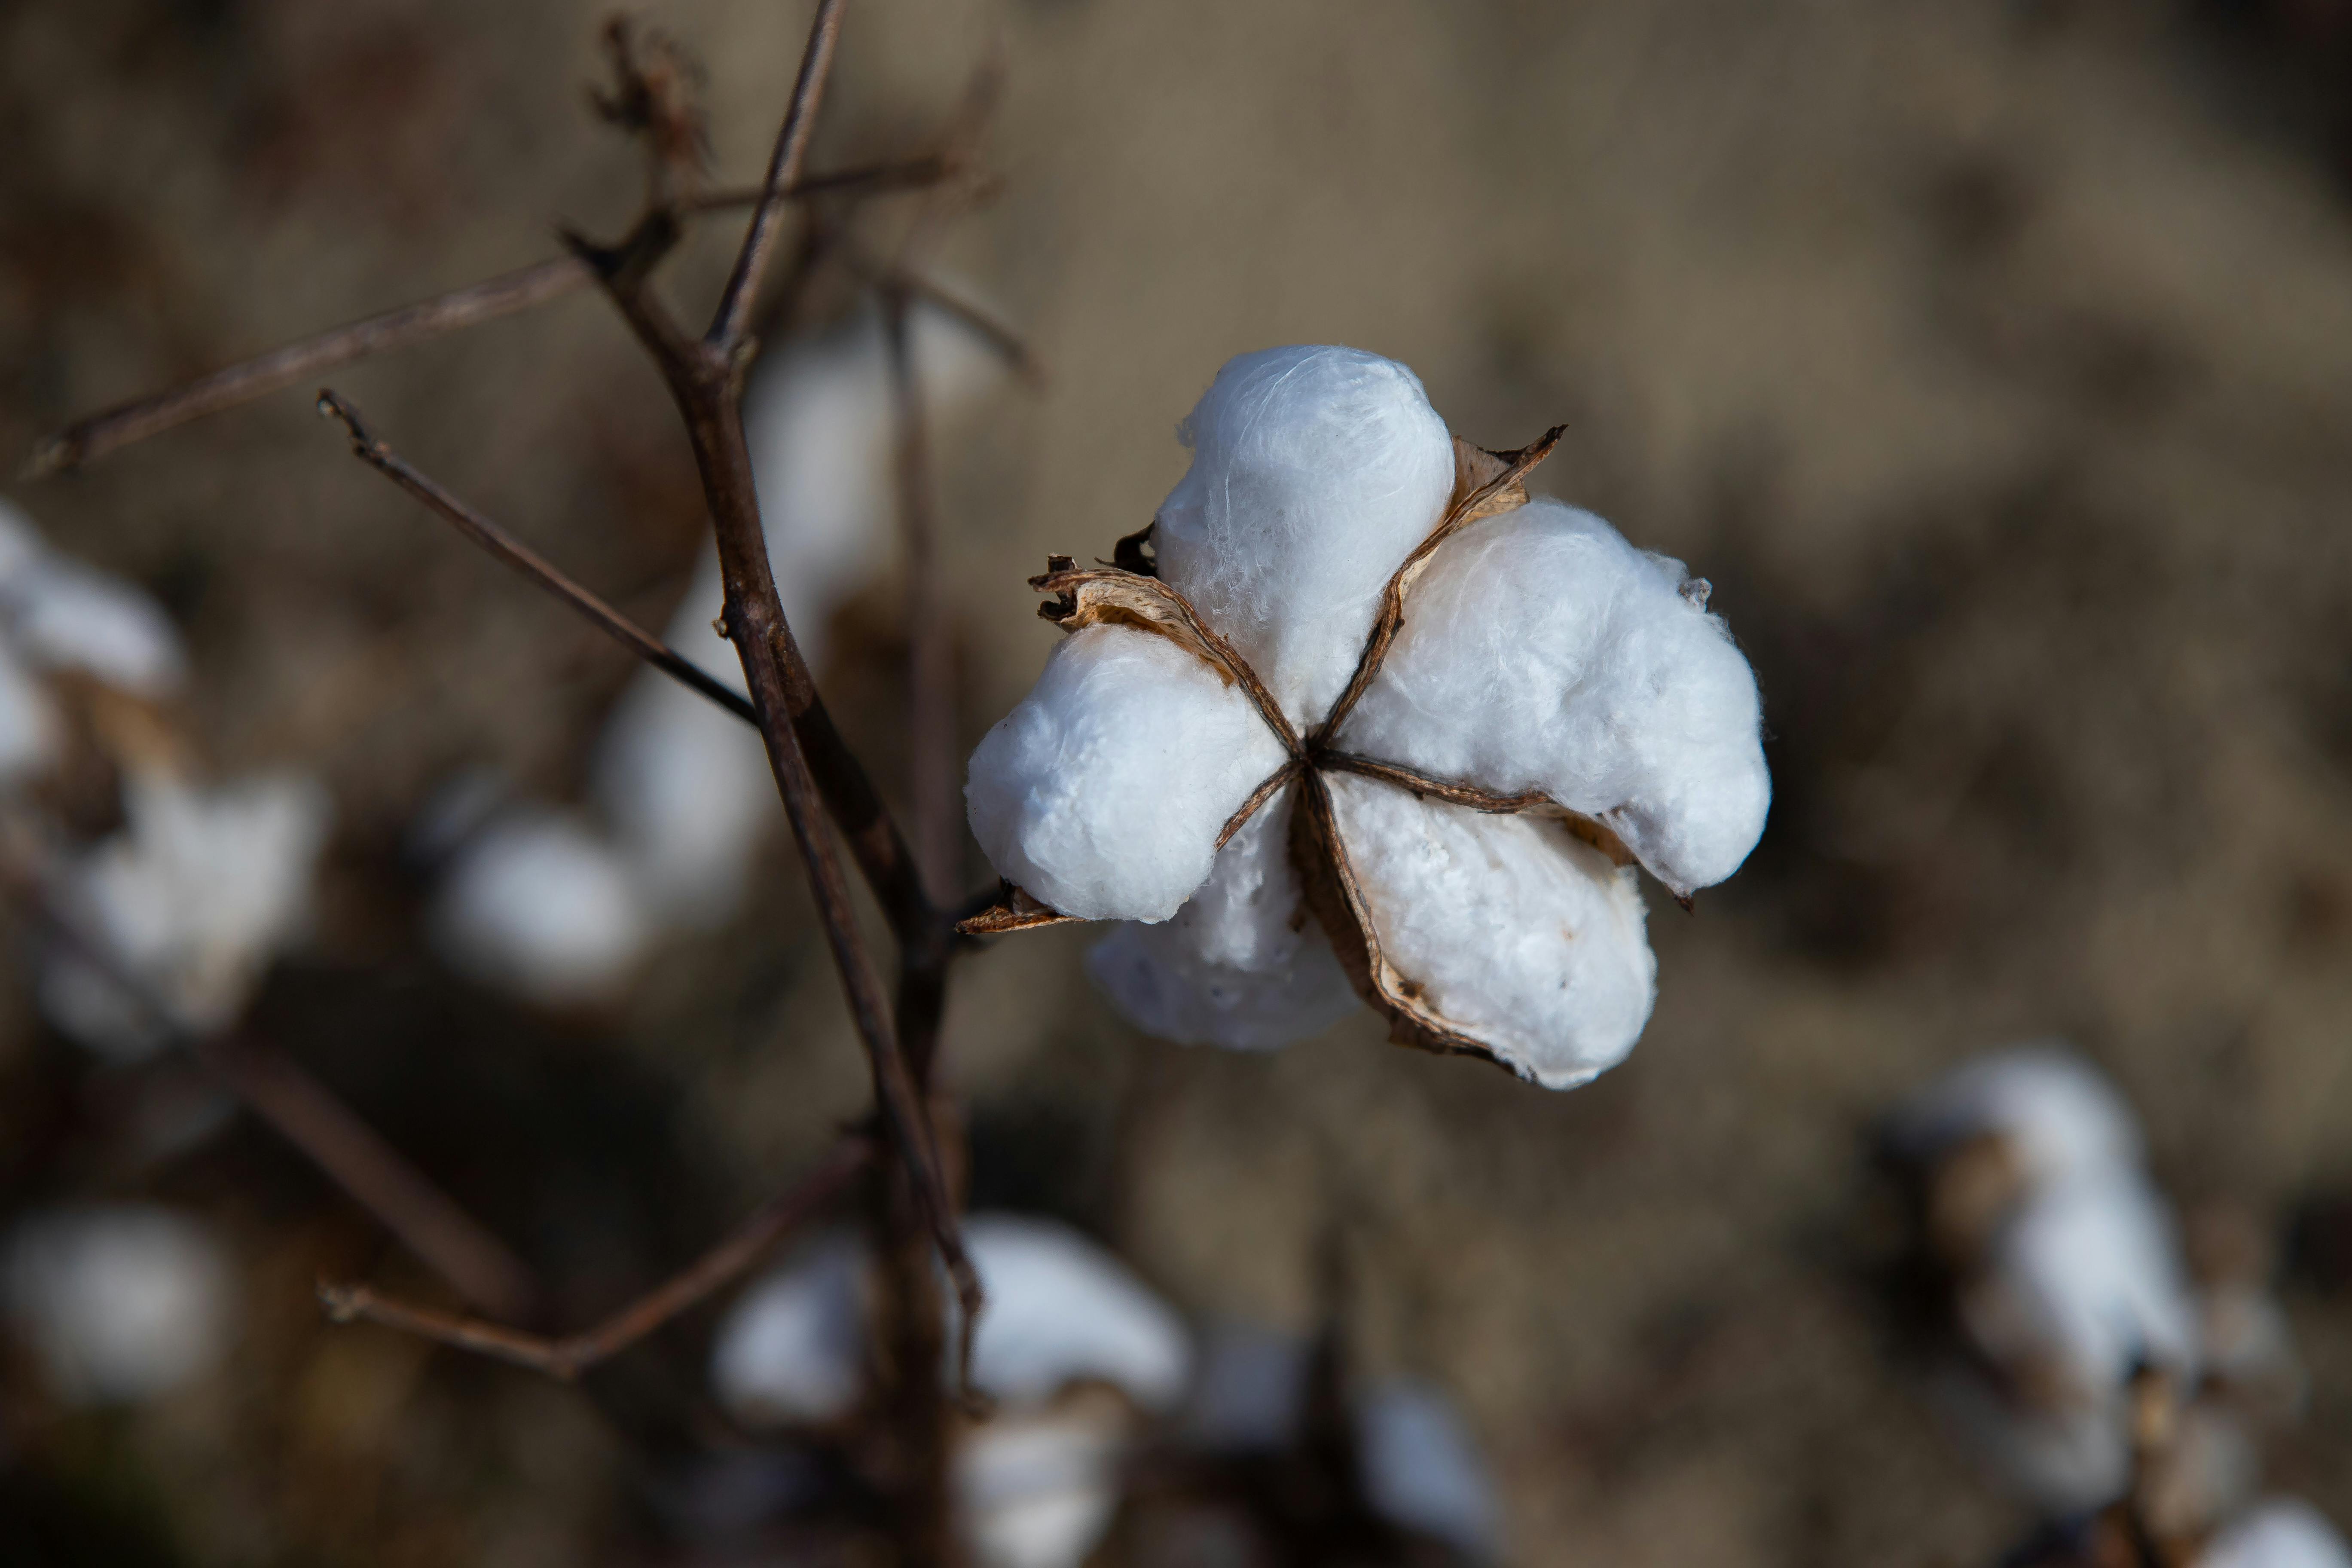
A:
[1086,789,1360,1051]
[4,554,188,699]
[429,806,651,1006]
[1337,498,1768,899]
[4,1205,233,1406]
[1154,346,1455,727]
[43,770,331,1060]
[954,1214,1193,1412]
[967,625,1289,923]
[1895,1047,2145,1193]
[1357,1379,1503,1564]
[956,1397,1132,1568]
[2202,1502,2352,1568]
[710,1233,868,1428]
[1326,773,1654,1089]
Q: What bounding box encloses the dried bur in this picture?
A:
[962,345,1771,1089]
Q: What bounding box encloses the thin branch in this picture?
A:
[709,0,848,348]
[26,155,954,480]
[322,1134,872,1379]
[198,1033,540,1322]
[315,391,755,727]
[27,259,589,479]
[0,843,538,1319]
[689,152,956,213]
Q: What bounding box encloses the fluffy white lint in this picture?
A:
[1326,772,1654,1089]
[1086,788,1359,1051]
[43,770,331,1059]
[1338,498,1769,898]
[429,807,652,1006]
[709,1232,867,1427]
[2203,1501,2352,1568]
[1357,1379,1503,1563]
[956,1401,1129,1568]
[3,1205,233,1406]
[966,625,1288,923]
[0,501,186,700]
[1154,345,1456,727]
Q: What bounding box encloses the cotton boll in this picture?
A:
[1929,1363,2134,1514]
[4,1205,233,1406]
[43,770,331,1059]
[1356,1379,1503,1563]
[968,625,1289,923]
[956,1397,1131,1568]
[1337,498,1768,898]
[711,1233,869,1428]
[1086,789,1360,1051]
[1894,1048,2146,1194]
[955,1214,1193,1412]
[1325,773,1654,1090]
[428,806,651,1006]
[2202,1501,2352,1568]
[0,642,62,786]
[1154,346,1456,728]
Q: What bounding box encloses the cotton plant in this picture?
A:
[2,1204,235,1406]
[711,1212,1193,1568]
[425,298,1003,1005]
[0,501,331,1059]
[1890,1048,2336,1566]
[964,345,1769,1089]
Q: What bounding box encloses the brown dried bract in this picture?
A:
[956,880,1084,936]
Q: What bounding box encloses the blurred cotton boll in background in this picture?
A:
[0,499,187,701]
[710,1213,1191,1568]
[2199,1501,2352,1568]
[39,769,333,1060]
[3,1205,235,1406]
[426,296,1006,1006]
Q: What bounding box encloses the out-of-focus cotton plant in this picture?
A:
[964,345,1769,1088]
[0,501,331,1059]
[427,299,1003,1006]
[711,1212,1191,1568]
[3,1204,235,1406]
[1889,1048,2340,1566]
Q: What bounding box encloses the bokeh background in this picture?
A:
[5,0,2352,1562]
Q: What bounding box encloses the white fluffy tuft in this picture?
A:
[966,625,1288,923]
[1085,787,1359,1051]
[1338,498,1768,898]
[429,807,652,1006]
[1154,346,1455,727]
[2203,1501,2352,1568]
[4,1205,234,1406]
[1326,773,1654,1089]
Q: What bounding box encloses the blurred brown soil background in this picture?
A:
[6,0,2352,1563]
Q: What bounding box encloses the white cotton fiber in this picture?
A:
[1356,1379,1503,1563]
[1337,498,1768,899]
[1325,773,1654,1090]
[428,807,651,1006]
[43,770,331,1059]
[710,1232,869,1427]
[5,555,189,699]
[967,624,1289,922]
[1894,1047,2145,1193]
[954,1214,1193,1412]
[1154,346,1456,728]
[956,1402,1130,1568]
[4,1205,234,1406]
[1086,787,1361,1051]
[2203,1501,2352,1568]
